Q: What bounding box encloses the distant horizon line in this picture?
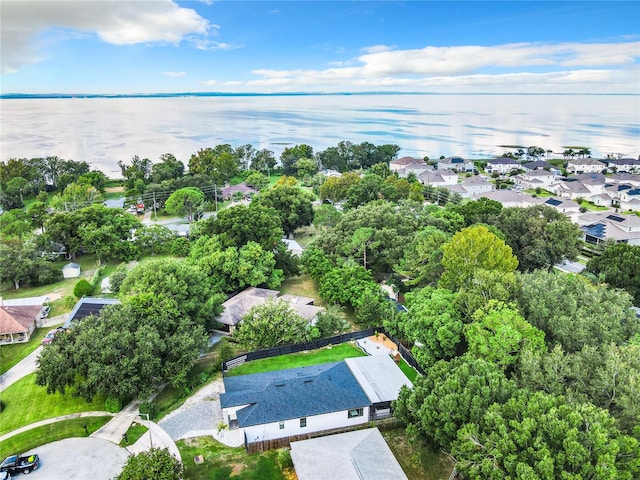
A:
[2,91,639,100]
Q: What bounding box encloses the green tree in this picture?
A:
[465,301,546,369]
[244,170,270,190]
[0,239,58,289]
[50,182,103,211]
[399,287,464,369]
[587,243,640,304]
[74,279,93,298]
[37,293,208,401]
[134,225,175,256]
[451,197,503,227]
[151,153,185,183]
[188,145,239,183]
[196,204,283,250]
[164,187,205,223]
[294,157,318,180]
[393,355,516,450]
[313,203,342,231]
[120,259,223,327]
[27,201,49,232]
[314,305,350,338]
[394,226,450,288]
[254,184,314,237]
[518,270,639,352]
[451,390,640,480]
[115,448,183,480]
[319,262,377,308]
[318,172,360,203]
[0,208,32,240]
[234,299,317,350]
[5,176,29,204]
[494,205,582,271]
[440,224,518,291]
[249,148,277,173]
[118,155,152,190]
[353,287,394,328]
[280,144,314,176]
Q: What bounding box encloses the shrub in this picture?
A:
[139,401,158,420]
[170,237,191,257]
[105,397,122,413]
[73,279,93,298]
[0,399,6,412]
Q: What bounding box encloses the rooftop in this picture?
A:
[63,297,121,329]
[0,305,41,335]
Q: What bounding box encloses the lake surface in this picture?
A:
[1,94,638,176]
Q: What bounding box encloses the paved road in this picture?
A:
[0,345,42,392]
[24,437,129,480]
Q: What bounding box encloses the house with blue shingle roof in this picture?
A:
[221,355,411,443]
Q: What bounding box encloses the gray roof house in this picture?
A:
[290,428,408,480]
[217,287,324,332]
[63,297,121,329]
[221,355,411,444]
[437,156,475,173]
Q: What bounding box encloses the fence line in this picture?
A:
[222,327,424,378]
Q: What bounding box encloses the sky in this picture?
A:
[1,1,639,94]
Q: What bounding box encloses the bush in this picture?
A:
[170,237,191,257]
[62,294,77,309]
[139,401,158,420]
[105,397,122,413]
[0,399,6,412]
[73,279,93,298]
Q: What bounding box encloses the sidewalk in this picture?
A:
[0,346,42,392]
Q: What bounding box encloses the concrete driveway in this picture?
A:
[24,437,128,479]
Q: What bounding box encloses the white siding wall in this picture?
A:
[243,407,370,442]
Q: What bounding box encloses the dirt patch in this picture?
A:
[368,333,398,352]
[105,186,125,193]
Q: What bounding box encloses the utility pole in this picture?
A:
[153,191,157,221]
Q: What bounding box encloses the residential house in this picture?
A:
[543,197,580,215]
[521,160,559,174]
[0,302,42,345]
[290,428,408,480]
[607,173,640,187]
[389,156,421,174]
[444,175,493,198]
[470,190,538,208]
[485,157,521,175]
[396,161,431,178]
[606,158,640,174]
[418,169,457,186]
[221,183,258,201]
[63,297,121,329]
[617,187,640,211]
[281,238,304,256]
[549,173,606,201]
[566,158,605,174]
[62,262,81,279]
[216,287,324,333]
[513,169,558,189]
[220,355,411,443]
[577,212,640,246]
[319,169,342,178]
[437,156,475,173]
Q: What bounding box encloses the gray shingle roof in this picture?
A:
[221,362,370,427]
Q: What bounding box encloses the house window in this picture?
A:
[300,418,307,428]
[348,408,364,419]
[279,421,285,430]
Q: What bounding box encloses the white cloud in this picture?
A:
[1,0,210,74]
[191,38,242,51]
[163,71,186,78]
[228,41,640,93]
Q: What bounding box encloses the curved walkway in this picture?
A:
[0,345,43,392]
[0,411,114,443]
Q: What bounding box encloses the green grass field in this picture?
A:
[0,416,111,458]
[397,358,419,382]
[177,436,291,480]
[0,327,54,375]
[226,342,366,377]
[0,373,106,436]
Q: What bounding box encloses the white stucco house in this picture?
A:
[437,156,475,173]
[418,169,458,186]
[566,158,605,174]
[485,157,521,175]
[577,212,640,246]
[220,355,411,444]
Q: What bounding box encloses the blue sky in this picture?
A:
[1,1,639,94]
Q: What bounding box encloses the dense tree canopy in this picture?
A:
[451,390,640,480]
[518,271,639,352]
[493,205,582,271]
[587,243,640,304]
[119,259,223,327]
[254,183,314,236]
[394,226,450,288]
[164,187,205,223]
[393,355,516,450]
[233,299,317,350]
[188,145,239,183]
[440,224,518,291]
[115,448,184,480]
[37,294,207,401]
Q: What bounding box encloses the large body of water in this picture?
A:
[1,94,638,176]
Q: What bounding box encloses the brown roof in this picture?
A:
[0,305,41,334]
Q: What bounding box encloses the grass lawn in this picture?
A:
[524,188,554,197]
[381,427,455,480]
[0,373,106,436]
[278,274,324,306]
[579,200,609,211]
[226,342,366,377]
[177,436,292,480]
[397,358,419,383]
[0,327,52,375]
[0,416,111,458]
[120,422,148,447]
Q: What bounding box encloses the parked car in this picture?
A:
[0,471,12,480]
[0,453,39,475]
[39,306,50,319]
[41,328,60,345]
